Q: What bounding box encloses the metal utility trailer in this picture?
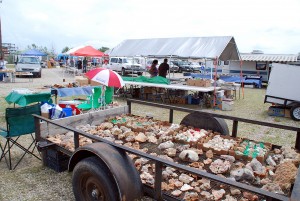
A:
[264,63,300,121]
[34,100,300,201]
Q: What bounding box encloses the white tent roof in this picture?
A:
[241,53,298,62]
[65,45,86,55]
[108,36,240,60]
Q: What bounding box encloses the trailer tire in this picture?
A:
[72,156,119,201]
[290,104,300,121]
[181,111,229,135]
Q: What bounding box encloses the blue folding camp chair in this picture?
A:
[0,103,41,170]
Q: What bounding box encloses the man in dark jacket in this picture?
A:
[77,58,82,70]
[158,58,170,78]
[83,57,88,73]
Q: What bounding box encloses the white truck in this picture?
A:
[265,63,300,121]
[15,56,42,78]
[104,57,145,76]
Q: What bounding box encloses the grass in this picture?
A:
[0,87,300,200]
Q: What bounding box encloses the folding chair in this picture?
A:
[77,87,102,111]
[105,87,114,105]
[0,103,41,170]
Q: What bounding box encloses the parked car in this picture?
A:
[189,62,201,72]
[169,61,179,72]
[172,60,192,73]
[104,57,144,76]
[15,56,42,78]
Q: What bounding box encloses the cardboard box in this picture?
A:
[187,79,196,86]
[285,109,291,118]
[41,112,49,119]
[194,79,211,87]
[224,90,232,98]
[90,80,100,86]
[75,76,89,86]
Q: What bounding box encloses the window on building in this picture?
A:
[256,62,267,70]
[224,60,229,65]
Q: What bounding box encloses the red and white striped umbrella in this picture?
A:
[85,68,124,88]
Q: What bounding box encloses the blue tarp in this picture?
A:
[190,73,262,88]
[53,86,94,97]
[21,49,47,56]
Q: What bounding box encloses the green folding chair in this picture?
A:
[0,103,41,170]
[77,87,102,111]
[105,86,114,105]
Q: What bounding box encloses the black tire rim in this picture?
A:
[80,172,105,201]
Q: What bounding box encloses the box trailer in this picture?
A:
[265,63,300,121]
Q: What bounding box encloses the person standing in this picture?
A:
[83,57,88,73]
[0,56,7,81]
[148,59,158,77]
[158,58,170,78]
[77,58,82,70]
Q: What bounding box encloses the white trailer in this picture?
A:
[264,63,300,120]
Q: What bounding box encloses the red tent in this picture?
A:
[69,46,105,57]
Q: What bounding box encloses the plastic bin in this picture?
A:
[62,108,72,117]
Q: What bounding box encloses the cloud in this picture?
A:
[1,0,300,54]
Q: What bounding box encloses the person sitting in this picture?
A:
[148,59,158,77]
[158,58,170,78]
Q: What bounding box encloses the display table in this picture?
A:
[124,81,220,93]
[123,81,221,105]
[5,91,52,107]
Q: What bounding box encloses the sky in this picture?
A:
[1,0,300,54]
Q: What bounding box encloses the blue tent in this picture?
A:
[21,49,47,56]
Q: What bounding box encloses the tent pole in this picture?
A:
[169,55,172,79]
[240,60,244,99]
[213,56,218,107]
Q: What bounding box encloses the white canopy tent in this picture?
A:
[108,36,240,61]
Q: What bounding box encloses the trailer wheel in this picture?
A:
[181,111,229,135]
[290,105,300,121]
[72,156,119,201]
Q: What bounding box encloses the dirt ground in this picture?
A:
[0,67,299,200]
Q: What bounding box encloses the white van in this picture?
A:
[15,56,42,78]
[104,57,144,76]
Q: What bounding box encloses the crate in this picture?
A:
[222,100,234,111]
[44,149,70,172]
[268,106,285,117]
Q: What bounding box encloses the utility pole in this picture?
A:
[0,0,3,60]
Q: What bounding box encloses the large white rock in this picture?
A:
[179,150,199,162]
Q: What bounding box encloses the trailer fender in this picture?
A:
[180,111,229,135]
[69,142,143,201]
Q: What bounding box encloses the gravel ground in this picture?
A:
[0,67,299,200]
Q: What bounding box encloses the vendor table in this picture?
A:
[124,81,219,92]
[123,81,220,105]
[5,91,52,107]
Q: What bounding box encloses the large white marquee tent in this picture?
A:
[108,36,241,61]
